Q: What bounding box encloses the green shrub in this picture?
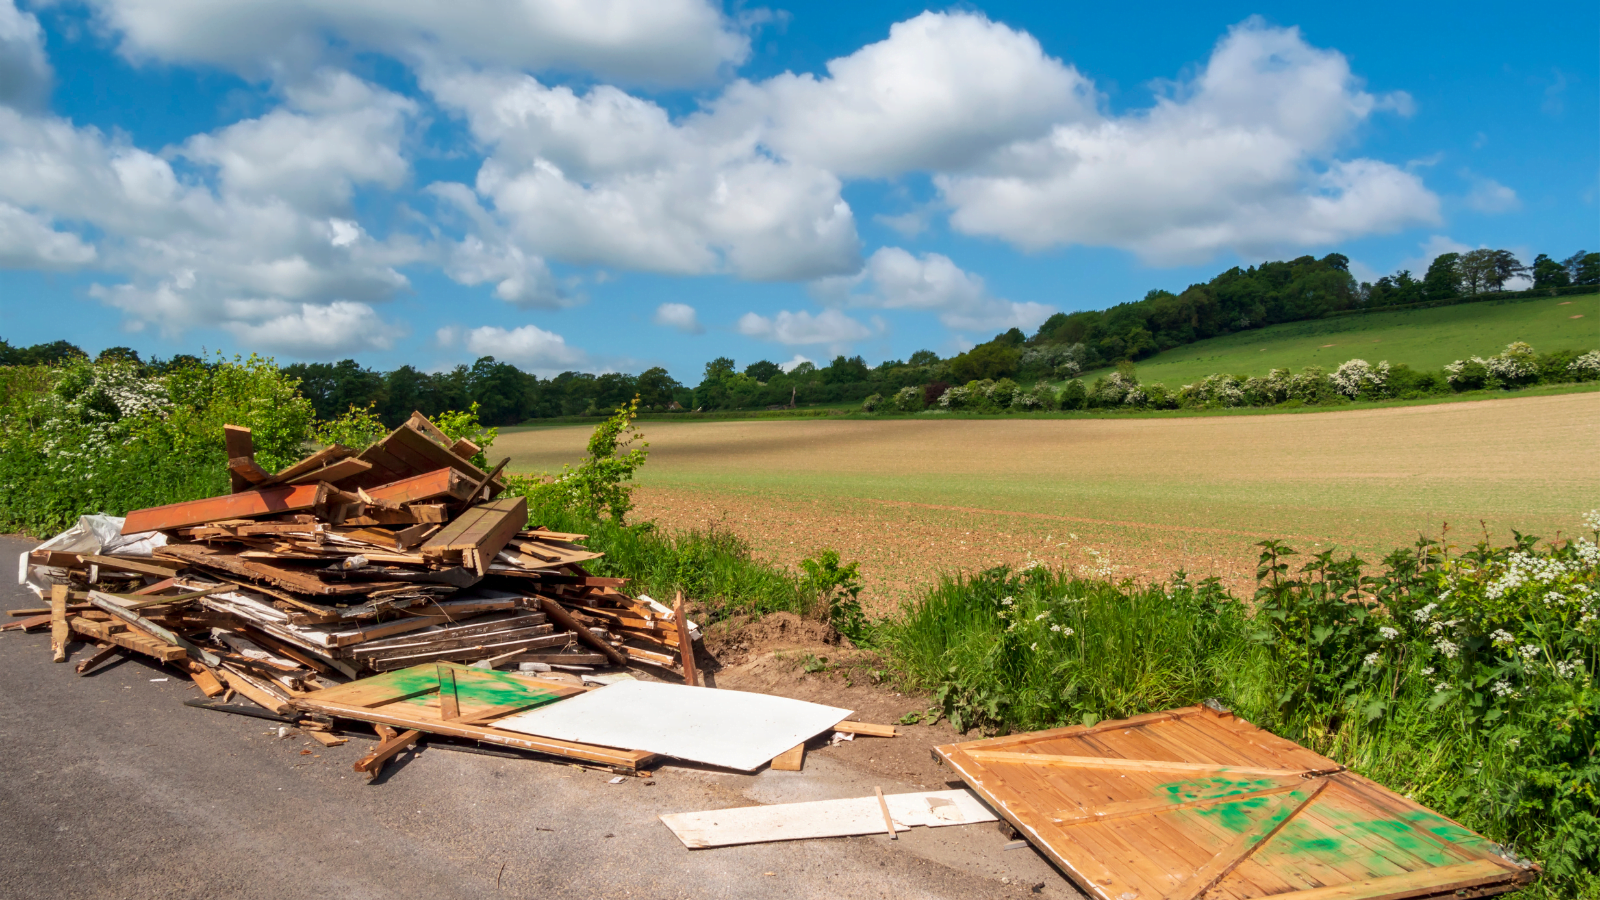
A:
[861,393,883,412]
[0,354,314,535]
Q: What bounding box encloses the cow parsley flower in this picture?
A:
[1421,666,1436,676]
[1433,639,1460,659]
[1413,603,1438,622]
[1518,645,1541,660]
[1490,680,1515,698]
[1378,626,1399,641]
[1362,652,1380,668]
[1490,629,1515,646]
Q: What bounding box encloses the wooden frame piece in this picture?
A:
[963,750,1312,779]
[673,591,697,686]
[122,482,329,534]
[224,425,256,493]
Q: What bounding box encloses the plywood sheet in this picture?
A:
[935,705,1538,900]
[494,680,851,771]
[661,789,997,848]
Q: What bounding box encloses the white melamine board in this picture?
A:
[492,680,851,771]
[660,789,998,848]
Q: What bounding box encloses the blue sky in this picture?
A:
[0,0,1594,383]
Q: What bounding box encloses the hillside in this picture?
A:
[1077,292,1599,387]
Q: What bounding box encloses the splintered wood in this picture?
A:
[19,412,702,734]
[936,704,1540,900]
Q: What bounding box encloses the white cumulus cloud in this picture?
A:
[736,308,874,347]
[80,0,749,85]
[938,18,1438,264]
[712,11,1094,178]
[455,323,589,374]
[652,302,704,334]
[225,300,405,357]
[813,247,1053,332]
[0,201,95,268]
[424,66,861,282]
[0,0,50,111]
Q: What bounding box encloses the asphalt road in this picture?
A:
[0,535,1079,900]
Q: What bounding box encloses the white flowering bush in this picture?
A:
[860,393,883,412]
[1567,350,1600,380]
[0,354,314,534]
[1176,373,1245,408]
[937,386,970,409]
[1329,358,1391,399]
[891,385,923,411]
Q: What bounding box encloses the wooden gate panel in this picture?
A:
[937,704,1536,900]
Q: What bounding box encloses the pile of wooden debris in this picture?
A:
[10,413,700,739]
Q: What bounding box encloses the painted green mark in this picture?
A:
[368,665,564,711]
[1155,774,1285,803]
[1193,789,1304,832]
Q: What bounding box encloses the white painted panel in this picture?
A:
[493,680,852,771]
[659,789,998,848]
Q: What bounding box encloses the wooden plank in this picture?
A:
[286,457,373,485]
[260,445,355,487]
[122,482,328,534]
[1258,860,1522,900]
[75,643,122,674]
[362,469,475,505]
[421,496,526,559]
[354,729,421,777]
[224,425,255,493]
[66,617,186,661]
[155,544,384,597]
[771,743,805,771]
[437,664,460,721]
[963,750,1312,778]
[328,615,449,648]
[295,697,655,769]
[50,584,69,663]
[364,632,573,671]
[1167,780,1327,900]
[835,721,897,738]
[674,591,697,686]
[308,730,348,747]
[875,787,897,840]
[183,660,226,697]
[78,554,186,579]
[218,667,294,715]
[538,596,627,666]
[228,456,271,486]
[87,591,221,667]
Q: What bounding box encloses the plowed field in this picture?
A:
[498,393,1599,612]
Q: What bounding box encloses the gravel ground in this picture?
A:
[0,535,1078,900]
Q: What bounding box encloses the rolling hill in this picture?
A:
[1076,292,1599,388]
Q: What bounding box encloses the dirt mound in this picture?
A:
[700,610,840,667]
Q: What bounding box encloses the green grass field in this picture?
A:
[1078,293,1599,387]
[497,392,1600,608]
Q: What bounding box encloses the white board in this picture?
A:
[492,680,851,772]
[660,789,998,848]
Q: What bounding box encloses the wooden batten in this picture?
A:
[122,482,330,534]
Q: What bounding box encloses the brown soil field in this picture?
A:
[498,393,1599,613]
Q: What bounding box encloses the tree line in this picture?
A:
[4,247,1594,424]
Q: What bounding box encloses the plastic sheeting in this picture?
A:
[17,514,167,597]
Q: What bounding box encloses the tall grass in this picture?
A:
[519,493,820,623]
